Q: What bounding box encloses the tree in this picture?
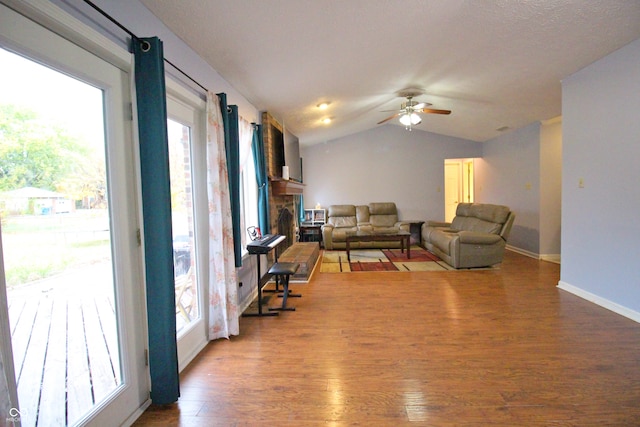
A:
[0,104,93,193]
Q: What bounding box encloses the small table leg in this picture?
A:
[346,239,351,263]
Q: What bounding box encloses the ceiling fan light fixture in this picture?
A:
[399,112,422,127]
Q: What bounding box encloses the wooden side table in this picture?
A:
[299,223,323,246]
[404,220,425,247]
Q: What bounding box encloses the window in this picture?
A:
[166,85,207,370]
[167,119,199,334]
[239,120,259,254]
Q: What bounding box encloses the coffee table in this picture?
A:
[345,230,411,263]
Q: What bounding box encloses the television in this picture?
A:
[271,125,285,177]
[284,128,302,182]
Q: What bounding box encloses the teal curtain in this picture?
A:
[298,195,305,224]
[251,124,270,233]
[217,93,242,267]
[133,37,179,404]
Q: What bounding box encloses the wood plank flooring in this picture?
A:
[134,251,640,426]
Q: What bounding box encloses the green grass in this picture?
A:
[2,210,111,288]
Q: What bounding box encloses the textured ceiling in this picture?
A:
[140,0,640,145]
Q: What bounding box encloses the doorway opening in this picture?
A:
[444,159,476,222]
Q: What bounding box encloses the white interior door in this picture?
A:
[444,162,462,222]
[462,159,475,204]
[0,3,149,425]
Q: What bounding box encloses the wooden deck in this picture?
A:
[7,263,121,427]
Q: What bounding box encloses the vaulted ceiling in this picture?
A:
[140,0,640,145]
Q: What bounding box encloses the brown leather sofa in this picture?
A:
[421,203,515,269]
[321,202,409,250]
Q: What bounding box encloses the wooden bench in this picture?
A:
[277,242,320,282]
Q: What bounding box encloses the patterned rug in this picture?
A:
[319,246,456,272]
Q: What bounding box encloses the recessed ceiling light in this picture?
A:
[317,102,330,110]
[322,117,332,124]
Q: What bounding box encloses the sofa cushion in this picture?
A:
[457,231,503,244]
[451,216,502,234]
[328,205,357,228]
[372,226,401,235]
[356,205,370,224]
[429,229,456,253]
[456,203,510,224]
[451,203,510,234]
[332,227,358,241]
[369,202,399,227]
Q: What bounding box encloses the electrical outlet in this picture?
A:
[525,182,531,190]
[578,178,584,188]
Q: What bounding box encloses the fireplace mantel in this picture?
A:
[270,177,304,196]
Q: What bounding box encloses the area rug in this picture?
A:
[320,246,457,272]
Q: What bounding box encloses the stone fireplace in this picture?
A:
[262,112,303,253]
[277,207,294,248]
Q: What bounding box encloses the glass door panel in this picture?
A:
[0,3,148,424]
[167,119,200,335]
[0,47,121,426]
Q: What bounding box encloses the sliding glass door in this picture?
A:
[0,3,148,425]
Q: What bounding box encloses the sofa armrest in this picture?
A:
[395,221,410,232]
[457,231,502,245]
[426,220,451,228]
[321,224,334,249]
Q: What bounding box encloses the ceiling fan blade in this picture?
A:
[413,102,432,109]
[377,113,400,124]
[419,108,452,115]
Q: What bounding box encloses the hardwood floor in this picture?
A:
[134,251,640,426]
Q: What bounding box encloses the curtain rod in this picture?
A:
[83,0,209,93]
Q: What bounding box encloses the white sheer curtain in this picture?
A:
[206,92,239,339]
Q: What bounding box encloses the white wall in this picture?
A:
[539,118,562,260]
[62,0,259,122]
[301,124,481,221]
[560,38,640,317]
[475,123,542,254]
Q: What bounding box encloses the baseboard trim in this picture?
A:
[178,339,208,373]
[557,281,640,324]
[506,246,560,264]
[506,245,538,259]
[123,399,152,426]
[540,254,561,264]
[239,289,258,314]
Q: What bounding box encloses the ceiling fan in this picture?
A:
[377,94,451,129]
